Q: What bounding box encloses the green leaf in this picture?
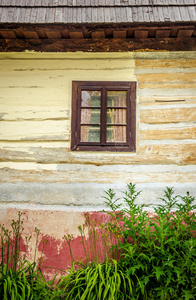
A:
[153,266,164,281]
[182,289,195,300]
[3,279,8,300]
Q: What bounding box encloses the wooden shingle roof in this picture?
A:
[0,0,195,24]
[0,0,195,52]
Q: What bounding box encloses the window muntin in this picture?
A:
[71,81,136,152]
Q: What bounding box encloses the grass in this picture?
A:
[58,259,134,300]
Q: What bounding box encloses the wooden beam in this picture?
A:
[170,27,179,37]
[69,30,84,39]
[177,29,194,38]
[113,30,127,38]
[23,31,39,39]
[91,30,105,39]
[156,29,170,38]
[14,30,25,39]
[0,23,194,33]
[45,31,61,39]
[37,30,48,39]
[134,30,148,38]
[0,30,16,38]
[60,29,70,39]
[0,38,195,52]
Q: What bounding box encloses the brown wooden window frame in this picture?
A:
[71,81,136,152]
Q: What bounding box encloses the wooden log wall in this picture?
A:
[0,51,195,209]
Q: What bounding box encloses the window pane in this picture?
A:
[80,125,100,142]
[106,126,126,143]
[107,91,127,107]
[81,91,101,107]
[81,109,101,124]
[107,109,127,124]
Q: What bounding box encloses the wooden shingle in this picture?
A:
[126,7,133,22]
[91,7,98,22]
[167,6,176,22]
[162,6,171,21]
[157,7,165,22]
[98,6,104,22]
[179,5,192,22]
[142,7,151,23]
[188,6,196,21]
[76,7,82,23]
[37,7,46,23]
[55,7,63,23]
[0,0,195,24]
[0,0,196,6]
[104,7,111,23]
[0,7,8,22]
[174,6,183,22]
[68,7,74,22]
[45,7,55,23]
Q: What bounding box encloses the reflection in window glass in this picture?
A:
[107,91,127,107]
[106,126,126,143]
[81,109,100,124]
[80,125,100,142]
[107,109,127,124]
[81,91,101,107]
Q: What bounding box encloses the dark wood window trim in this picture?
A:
[71,81,136,152]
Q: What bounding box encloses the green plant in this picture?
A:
[1,186,196,300]
[59,259,134,300]
[103,184,196,299]
[32,272,65,300]
[177,191,196,213]
[0,212,65,300]
[155,186,179,215]
[0,212,34,299]
[103,188,122,212]
[123,183,142,212]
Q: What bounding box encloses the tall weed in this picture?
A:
[0,212,65,300]
[104,184,196,299]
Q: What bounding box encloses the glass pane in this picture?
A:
[107,109,127,124]
[80,125,100,142]
[107,91,127,107]
[106,126,126,143]
[81,109,100,124]
[81,91,101,107]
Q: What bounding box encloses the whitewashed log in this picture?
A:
[139,83,196,89]
[0,58,134,72]
[0,106,70,121]
[138,89,196,99]
[0,182,195,208]
[140,107,196,123]
[140,127,196,140]
[0,120,70,141]
[135,59,196,69]
[0,143,195,164]
[139,96,196,104]
[137,73,196,83]
[0,163,195,184]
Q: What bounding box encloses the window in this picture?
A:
[71,81,136,152]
